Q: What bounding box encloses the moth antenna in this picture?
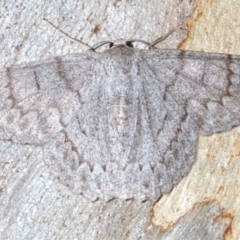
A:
[150,21,187,47]
[127,21,187,49]
[43,17,92,49]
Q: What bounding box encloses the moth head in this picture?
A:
[109,40,134,49]
[110,39,151,50]
[97,40,137,74]
[91,39,135,52]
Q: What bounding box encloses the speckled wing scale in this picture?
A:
[0,42,240,201]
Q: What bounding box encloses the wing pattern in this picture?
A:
[1,46,240,200]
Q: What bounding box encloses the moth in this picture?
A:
[1,24,240,201]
